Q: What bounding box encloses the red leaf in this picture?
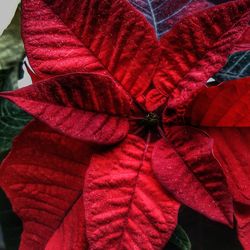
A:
[235,203,250,250]
[84,135,180,249]
[232,26,250,53]
[204,127,250,249]
[0,73,130,144]
[186,77,250,127]
[152,126,233,226]
[145,89,167,112]
[0,121,93,250]
[22,0,160,98]
[150,0,250,111]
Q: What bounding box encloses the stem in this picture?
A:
[133,126,145,135]
[157,126,168,142]
[129,116,144,121]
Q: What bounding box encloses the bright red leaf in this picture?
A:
[186,77,250,126]
[0,121,93,250]
[22,0,160,98]
[84,135,180,249]
[0,73,131,144]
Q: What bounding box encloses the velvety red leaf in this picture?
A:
[145,88,167,112]
[152,126,233,226]
[0,121,93,250]
[22,0,160,98]
[203,127,250,249]
[84,135,180,250]
[186,77,250,127]
[0,73,130,144]
[232,26,250,53]
[147,0,250,111]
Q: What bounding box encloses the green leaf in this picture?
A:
[0,66,31,157]
[164,225,191,250]
[0,99,31,156]
[0,6,24,71]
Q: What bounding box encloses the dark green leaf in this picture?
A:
[0,99,31,155]
[0,66,31,157]
[164,225,191,250]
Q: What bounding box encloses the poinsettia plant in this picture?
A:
[0,0,250,249]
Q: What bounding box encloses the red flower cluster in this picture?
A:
[0,0,250,249]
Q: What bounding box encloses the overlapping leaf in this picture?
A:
[22,0,160,98]
[152,126,233,226]
[204,128,250,250]
[186,77,250,126]
[84,135,180,250]
[182,76,250,249]
[2,1,249,249]
[146,0,250,111]
[213,51,250,83]
[0,121,93,250]
[0,73,131,144]
[128,0,212,38]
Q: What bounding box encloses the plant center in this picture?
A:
[141,112,159,130]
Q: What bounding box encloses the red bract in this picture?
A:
[188,77,250,249]
[0,121,93,249]
[0,0,250,249]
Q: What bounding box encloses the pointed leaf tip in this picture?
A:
[0,73,131,144]
[152,126,233,226]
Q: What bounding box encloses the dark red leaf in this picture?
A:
[204,127,250,249]
[186,77,250,127]
[0,121,93,250]
[152,126,233,226]
[84,135,180,249]
[22,0,160,98]
[0,73,130,144]
[147,0,250,111]
[232,26,250,53]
